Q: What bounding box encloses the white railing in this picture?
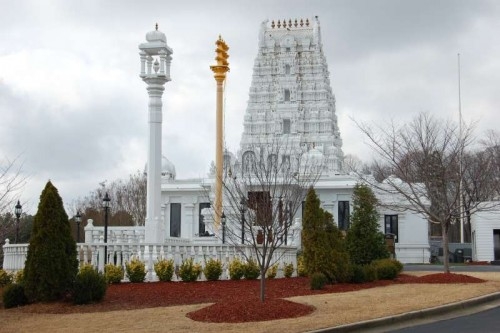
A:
[2,239,298,281]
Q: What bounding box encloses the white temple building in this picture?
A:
[153,17,430,263]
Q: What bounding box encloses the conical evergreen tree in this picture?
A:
[301,188,350,282]
[24,181,78,301]
[346,184,389,265]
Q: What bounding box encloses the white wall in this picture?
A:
[471,205,500,262]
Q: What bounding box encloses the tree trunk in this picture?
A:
[260,268,266,302]
[441,222,450,273]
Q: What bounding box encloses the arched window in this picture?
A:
[285,64,291,75]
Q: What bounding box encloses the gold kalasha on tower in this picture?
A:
[210,36,229,227]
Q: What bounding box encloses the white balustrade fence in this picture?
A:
[2,239,298,281]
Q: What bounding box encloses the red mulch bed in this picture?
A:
[5,273,486,323]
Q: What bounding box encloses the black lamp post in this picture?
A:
[221,211,226,244]
[240,198,246,244]
[102,192,111,265]
[75,210,82,243]
[14,200,22,244]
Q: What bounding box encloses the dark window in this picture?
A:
[283,119,291,134]
[170,203,181,237]
[285,64,291,75]
[385,215,399,243]
[248,191,271,226]
[284,89,290,102]
[338,201,350,230]
[199,202,211,236]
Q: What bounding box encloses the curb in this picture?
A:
[309,292,500,333]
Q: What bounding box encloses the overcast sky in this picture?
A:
[1,0,499,214]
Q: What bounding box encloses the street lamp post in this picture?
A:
[240,198,246,244]
[103,193,111,265]
[14,200,22,244]
[75,210,82,243]
[221,211,226,244]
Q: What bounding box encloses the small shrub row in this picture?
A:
[350,259,403,283]
[0,269,13,287]
[203,258,223,281]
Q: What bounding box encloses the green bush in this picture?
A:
[125,259,147,283]
[14,270,24,285]
[104,264,124,284]
[228,258,245,280]
[388,259,404,274]
[203,258,223,281]
[372,259,399,280]
[2,283,28,308]
[297,255,308,277]
[266,264,278,279]
[179,258,202,282]
[310,272,327,290]
[73,264,107,304]
[154,259,175,282]
[350,264,366,284]
[283,263,294,278]
[363,264,378,282]
[0,269,13,287]
[243,258,260,280]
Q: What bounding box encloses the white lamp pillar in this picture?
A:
[139,24,173,243]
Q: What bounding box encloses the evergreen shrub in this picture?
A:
[283,263,294,278]
[2,283,28,308]
[350,264,366,284]
[363,264,378,282]
[154,259,175,282]
[310,272,327,290]
[14,270,24,285]
[372,259,399,280]
[297,255,307,277]
[243,258,260,280]
[179,258,202,282]
[126,259,146,283]
[203,258,223,281]
[73,264,107,304]
[0,269,13,287]
[104,264,124,284]
[228,258,244,280]
[266,264,278,279]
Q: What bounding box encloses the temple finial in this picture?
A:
[155,23,158,30]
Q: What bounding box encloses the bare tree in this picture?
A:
[343,153,370,174]
[0,155,27,215]
[75,171,146,227]
[355,113,498,273]
[213,138,321,301]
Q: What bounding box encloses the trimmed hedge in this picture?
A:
[104,264,124,284]
[154,259,175,282]
[126,259,146,283]
[203,258,223,281]
[179,258,202,282]
[3,283,28,308]
[73,265,107,304]
[310,272,327,290]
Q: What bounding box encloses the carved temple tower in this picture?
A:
[238,17,344,176]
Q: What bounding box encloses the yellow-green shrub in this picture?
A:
[266,263,278,279]
[243,258,260,280]
[14,270,24,285]
[283,263,294,278]
[297,256,307,277]
[0,269,13,287]
[154,259,175,282]
[104,264,124,284]
[179,258,202,282]
[203,258,223,281]
[125,259,146,283]
[228,258,244,280]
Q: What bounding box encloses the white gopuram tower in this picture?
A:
[139,24,173,242]
[238,17,343,175]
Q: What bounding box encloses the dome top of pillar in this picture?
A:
[146,23,167,43]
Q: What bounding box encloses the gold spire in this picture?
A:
[155,23,158,30]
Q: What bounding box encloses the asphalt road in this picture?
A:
[388,304,500,333]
